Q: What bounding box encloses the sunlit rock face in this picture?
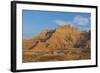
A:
[23,24,91,63]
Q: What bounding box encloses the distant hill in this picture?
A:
[23,24,91,63]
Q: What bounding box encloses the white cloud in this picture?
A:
[73,15,89,26]
[54,20,73,26]
[54,20,67,26]
[54,16,90,27]
[54,15,90,31]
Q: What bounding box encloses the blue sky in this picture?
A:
[22,10,91,39]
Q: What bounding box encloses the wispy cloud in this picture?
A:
[54,20,73,26]
[54,20,67,26]
[54,15,90,31]
[73,15,90,31]
[73,15,90,26]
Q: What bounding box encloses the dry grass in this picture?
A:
[23,48,90,63]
